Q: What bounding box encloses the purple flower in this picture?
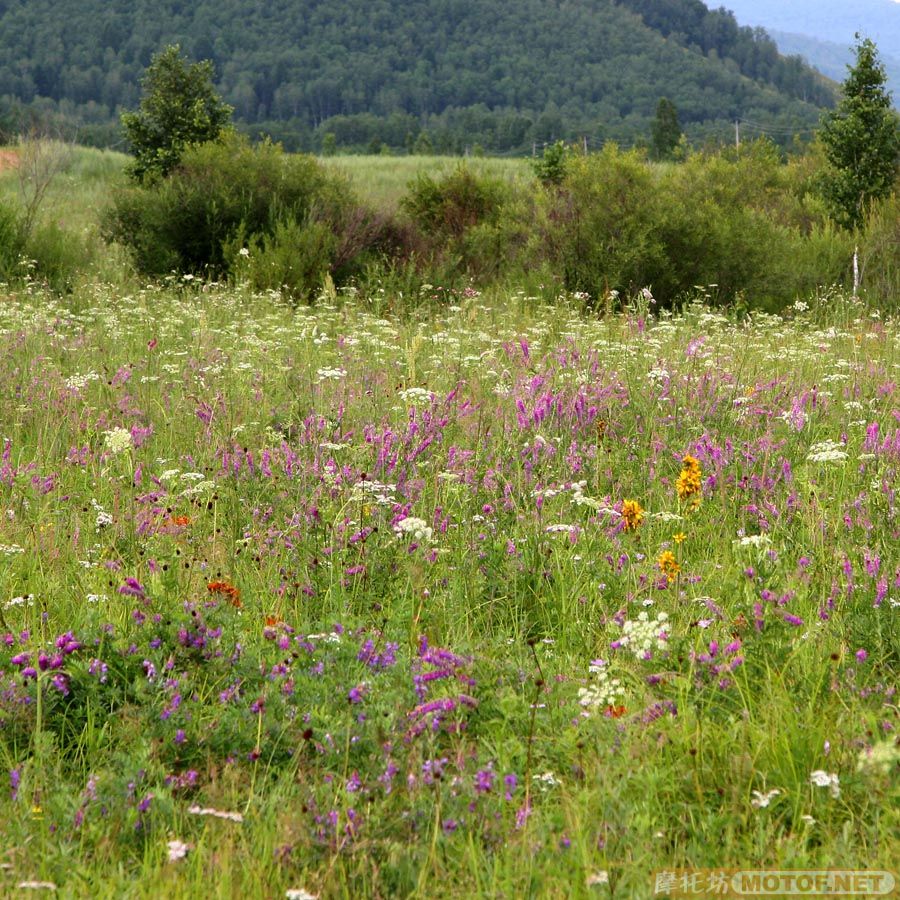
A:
[88,659,108,682]
[475,767,496,794]
[10,768,20,801]
[856,649,868,663]
[118,577,146,599]
[348,684,368,704]
[504,773,518,800]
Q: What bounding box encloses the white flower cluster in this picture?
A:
[179,480,215,498]
[545,523,577,534]
[350,478,396,505]
[0,543,25,555]
[619,611,669,660]
[65,371,100,391]
[733,534,772,556]
[103,427,132,455]
[91,499,112,530]
[806,440,848,464]
[399,387,434,406]
[316,367,346,382]
[809,769,841,798]
[750,788,781,809]
[393,516,433,543]
[578,661,625,711]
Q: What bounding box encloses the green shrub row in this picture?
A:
[8,136,900,310]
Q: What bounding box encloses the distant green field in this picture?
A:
[324,153,535,210]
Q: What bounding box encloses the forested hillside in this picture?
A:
[0,0,835,152]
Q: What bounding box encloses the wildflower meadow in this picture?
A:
[0,280,898,898]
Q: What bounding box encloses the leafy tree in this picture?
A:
[819,36,900,230]
[121,45,233,182]
[533,140,571,185]
[650,97,682,160]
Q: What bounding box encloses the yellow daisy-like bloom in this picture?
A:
[673,532,687,545]
[621,499,644,532]
[676,454,702,503]
[658,550,680,582]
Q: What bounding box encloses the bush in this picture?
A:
[229,218,336,299]
[400,164,527,279]
[104,133,391,297]
[859,192,900,310]
[537,140,852,310]
[537,145,666,303]
[402,165,508,240]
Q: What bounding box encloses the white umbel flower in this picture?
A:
[103,427,132,455]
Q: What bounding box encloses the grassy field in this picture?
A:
[324,154,534,211]
[0,277,897,897]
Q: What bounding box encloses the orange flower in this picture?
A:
[621,499,644,532]
[605,705,627,719]
[676,454,702,505]
[658,550,680,582]
[168,515,191,527]
[265,615,282,627]
[207,580,241,608]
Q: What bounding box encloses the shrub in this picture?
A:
[104,133,390,296]
[532,140,572,185]
[402,165,508,241]
[229,218,336,300]
[859,192,900,310]
[537,140,853,310]
[400,164,526,279]
[538,145,665,303]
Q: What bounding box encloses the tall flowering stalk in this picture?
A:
[676,455,702,509]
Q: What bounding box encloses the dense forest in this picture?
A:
[0,0,835,153]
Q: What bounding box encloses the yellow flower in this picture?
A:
[621,499,644,532]
[658,550,680,582]
[676,454,702,504]
[673,532,686,545]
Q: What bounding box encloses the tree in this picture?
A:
[819,36,900,231]
[121,44,233,182]
[650,97,683,160]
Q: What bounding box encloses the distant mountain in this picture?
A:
[767,29,900,103]
[715,0,900,61]
[0,0,836,153]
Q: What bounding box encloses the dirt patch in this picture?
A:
[0,149,19,172]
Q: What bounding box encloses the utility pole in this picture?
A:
[583,135,588,155]
[735,120,740,151]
